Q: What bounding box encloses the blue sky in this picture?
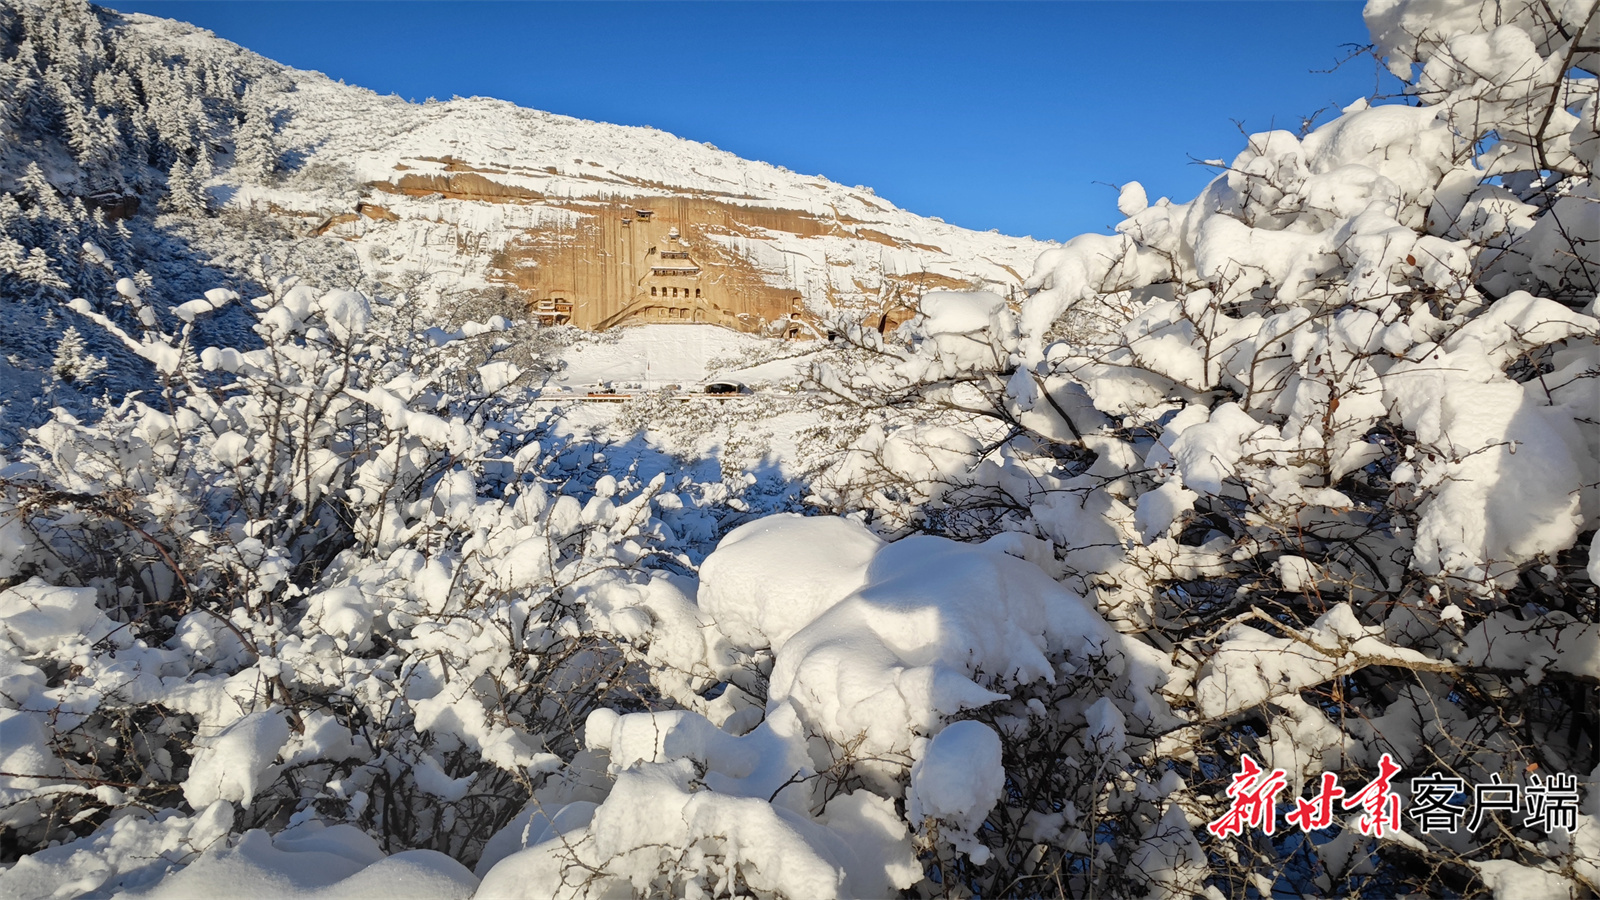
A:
[110,2,1402,241]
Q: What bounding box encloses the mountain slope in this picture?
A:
[117,7,1049,330]
[0,0,1049,436]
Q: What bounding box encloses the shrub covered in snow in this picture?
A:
[0,276,749,893]
[794,0,1599,894]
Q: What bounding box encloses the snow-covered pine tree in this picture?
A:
[0,191,22,239]
[192,141,213,195]
[163,153,203,213]
[16,246,66,296]
[0,233,27,290]
[51,323,105,384]
[16,162,69,228]
[232,83,278,183]
[0,56,40,129]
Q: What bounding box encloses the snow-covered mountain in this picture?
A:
[252,65,1048,331]
[55,4,1048,325]
[0,0,1049,436]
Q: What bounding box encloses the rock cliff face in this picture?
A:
[190,26,1051,333]
[485,197,813,334]
[475,194,990,335]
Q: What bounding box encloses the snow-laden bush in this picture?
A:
[477,514,1172,899]
[783,0,1598,894]
[0,277,760,894]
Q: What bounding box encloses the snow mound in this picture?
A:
[130,824,477,900]
[696,514,882,652]
[182,711,293,810]
[907,720,1005,863]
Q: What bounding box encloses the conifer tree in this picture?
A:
[18,163,69,226]
[17,246,67,295]
[232,84,278,183]
[164,155,203,213]
[0,234,27,286]
[51,324,105,384]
